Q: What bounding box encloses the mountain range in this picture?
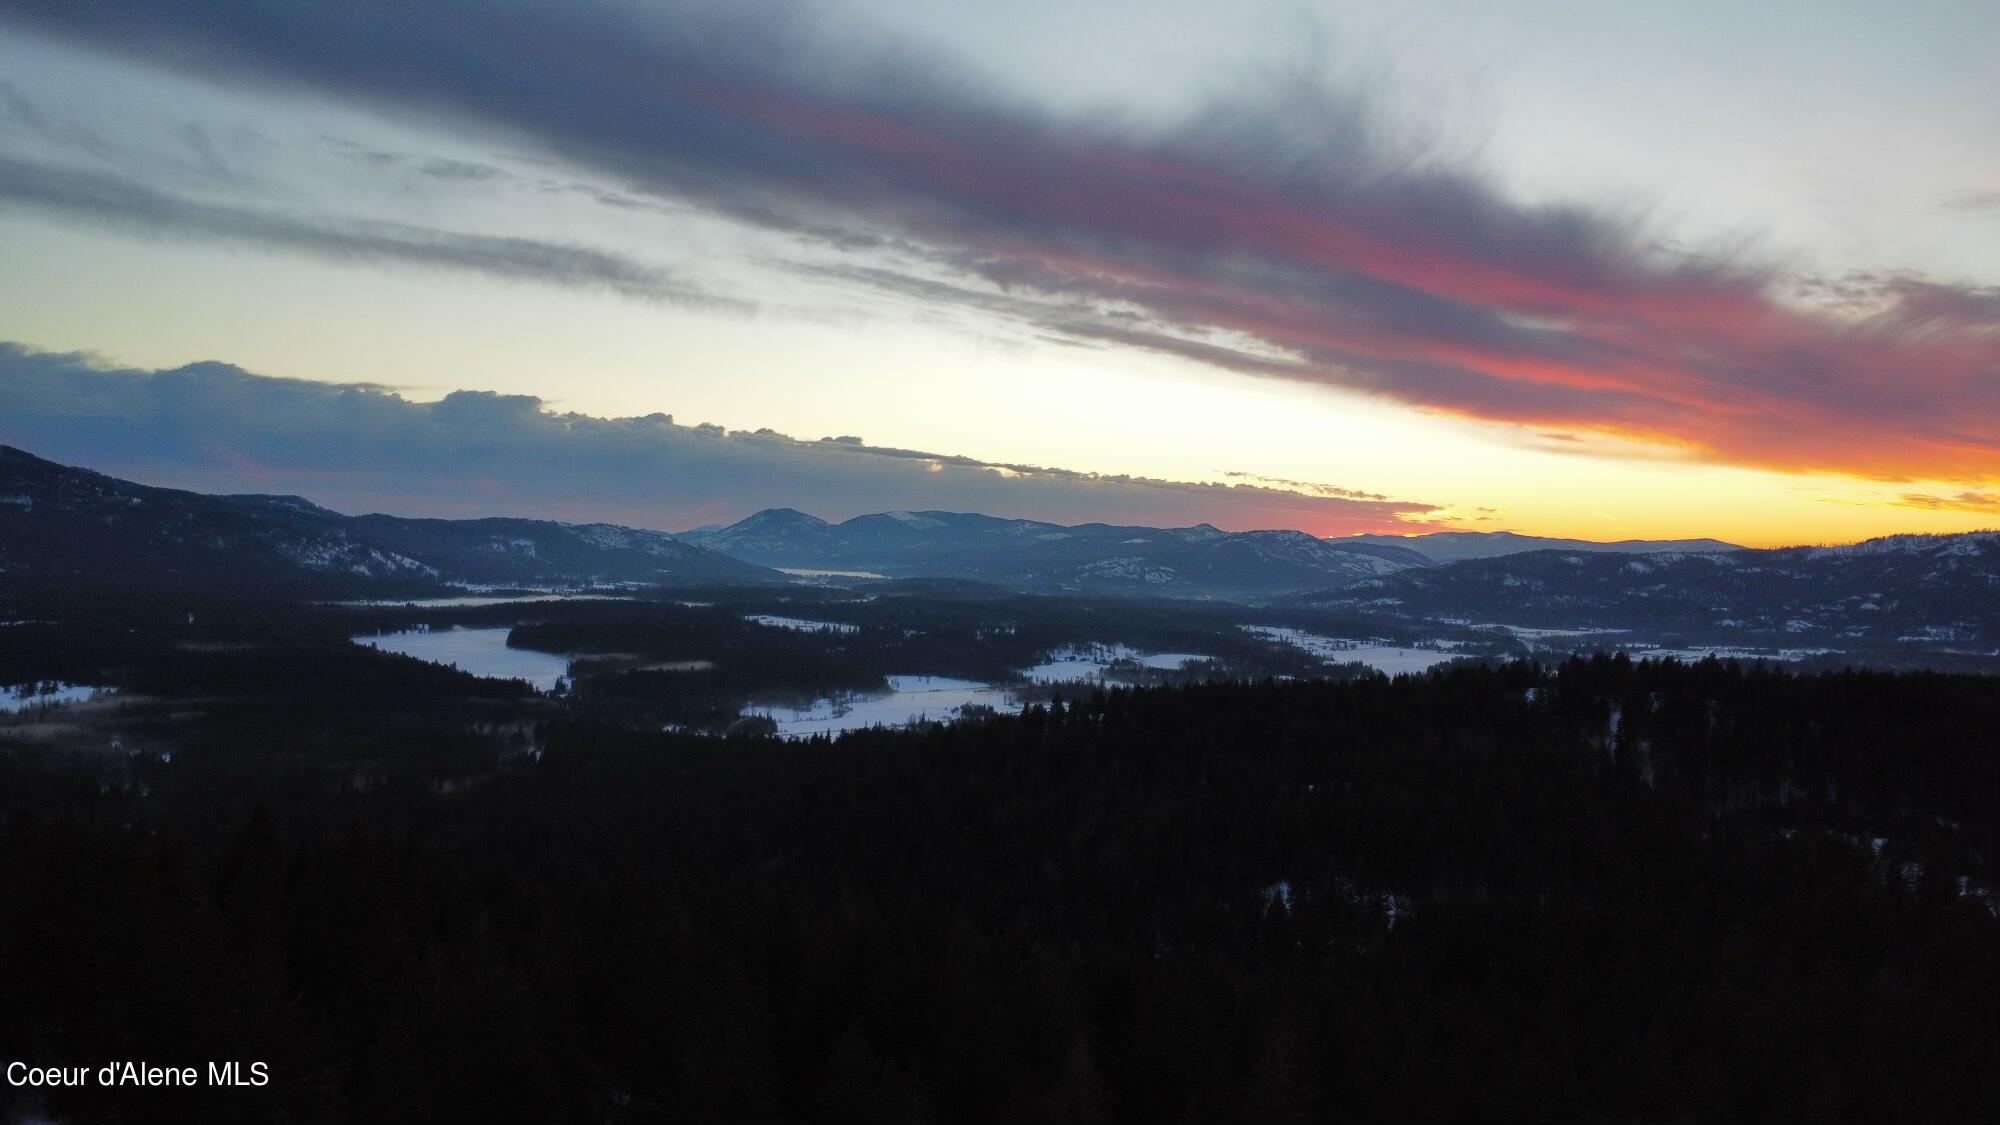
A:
[0,445,771,594]
[1302,534,2000,660]
[6,445,1997,656]
[674,507,1433,597]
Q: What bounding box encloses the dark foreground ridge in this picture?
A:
[4,658,1997,1122]
[0,444,775,594]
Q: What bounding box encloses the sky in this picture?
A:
[0,0,1996,545]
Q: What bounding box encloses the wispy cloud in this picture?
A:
[1943,190,2000,213]
[1,1,1996,481]
[1896,491,2000,514]
[0,342,1447,534]
[0,153,727,304]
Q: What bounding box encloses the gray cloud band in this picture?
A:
[0,343,1444,533]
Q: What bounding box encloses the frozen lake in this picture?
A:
[750,674,1021,739]
[1243,626,1462,675]
[1,682,117,714]
[352,626,571,691]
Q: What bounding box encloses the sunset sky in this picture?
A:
[2,0,1997,545]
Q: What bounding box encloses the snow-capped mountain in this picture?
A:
[678,508,1432,597]
[687,507,847,561]
[0,445,774,593]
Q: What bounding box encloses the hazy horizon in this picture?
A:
[32,427,1989,554]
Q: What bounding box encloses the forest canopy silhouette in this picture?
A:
[4,655,1997,1122]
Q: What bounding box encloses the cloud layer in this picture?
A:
[0,343,1443,534]
[2,0,1997,481]
[0,153,721,305]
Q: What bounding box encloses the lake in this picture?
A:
[352,626,572,691]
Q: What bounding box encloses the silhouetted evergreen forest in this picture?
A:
[3,657,1998,1122]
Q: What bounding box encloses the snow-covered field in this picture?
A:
[1617,645,1834,663]
[353,626,571,691]
[750,675,1020,738]
[1468,623,1632,642]
[1242,626,1463,674]
[747,641,1227,739]
[744,614,861,634]
[1019,643,1213,682]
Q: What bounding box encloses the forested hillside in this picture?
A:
[4,658,1996,1123]
[0,444,772,594]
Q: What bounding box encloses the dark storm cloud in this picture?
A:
[0,343,1445,534]
[2,0,1997,479]
[0,153,723,304]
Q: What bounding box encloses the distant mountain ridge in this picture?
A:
[10,444,1991,637]
[1342,529,1741,563]
[677,507,1432,597]
[1300,532,2000,657]
[0,445,773,593]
